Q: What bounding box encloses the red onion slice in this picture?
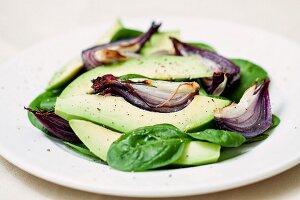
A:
[214,80,272,138]
[170,38,240,95]
[25,108,81,143]
[82,22,161,70]
[91,74,200,113]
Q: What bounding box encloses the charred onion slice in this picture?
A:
[25,108,81,143]
[91,74,200,113]
[82,22,161,69]
[170,37,240,95]
[214,80,272,138]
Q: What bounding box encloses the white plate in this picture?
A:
[0,17,300,197]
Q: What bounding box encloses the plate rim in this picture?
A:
[0,17,300,197]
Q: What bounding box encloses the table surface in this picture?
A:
[1,0,300,199]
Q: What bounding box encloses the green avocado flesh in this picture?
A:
[96,18,124,44]
[46,56,83,90]
[46,20,124,91]
[69,119,120,161]
[60,55,212,98]
[140,31,180,55]
[56,95,230,133]
[69,119,220,165]
[173,141,220,166]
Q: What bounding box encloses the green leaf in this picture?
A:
[194,79,208,96]
[219,146,250,162]
[188,42,217,52]
[118,74,148,81]
[64,142,100,160]
[271,114,281,128]
[199,87,208,96]
[245,134,269,144]
[110,28,143,42]
[27,89,62,134]
[224,59,268,102]
[107,124,187,171]
[40,96,57,111]
[188,129,246,147]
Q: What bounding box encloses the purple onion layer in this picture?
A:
[170,37,240,95]
[82,22,161,70]
[26,108,81,143]
[214,80,272,138]
[91,74,199,113]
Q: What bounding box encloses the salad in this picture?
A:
[26,19,280,172]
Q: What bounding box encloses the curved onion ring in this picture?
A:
[214,80,272,138]
[82,22,161,69]
[170,37,240,95]
[91,74,200,113]
[25,108,81,143]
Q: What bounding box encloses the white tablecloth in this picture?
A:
[1,0,300,199]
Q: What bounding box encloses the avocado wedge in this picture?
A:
[56,94,230,133]
[96,18,124,44]
[46,56,83,90]
[173,141,220,166]
[60,55,212,98]
[46,19,125,90]
[69,119,221,165]
[69,119,120,161]
[140,31,180,55]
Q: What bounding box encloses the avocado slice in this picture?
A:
[56,94,230,133]
[69,119,120,161]
[46,20,124,90]
[96,18,124,44]
[173,141,220,166]
[46,56,83,90]
[60,55,212,98]
[69,119,220,165]
[140,31,180,55]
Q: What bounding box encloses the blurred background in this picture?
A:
[1,0,300,62]
[0,0,300,199]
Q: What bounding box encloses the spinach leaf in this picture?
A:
[107,124,187,171]
[194,79,208,96]
[40,96,57,111]
[188,42,217,52]
[118,74,148,81]
[27,89,62,134]
[110,28,143,42]
[271,114,281,128]
[199,87,208,96]
[188,129,246,147]
[245,134,269,144]
[224,59,268,102]
[64,142,100,160]
[28,91,99,160]
[219,145,250,162]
